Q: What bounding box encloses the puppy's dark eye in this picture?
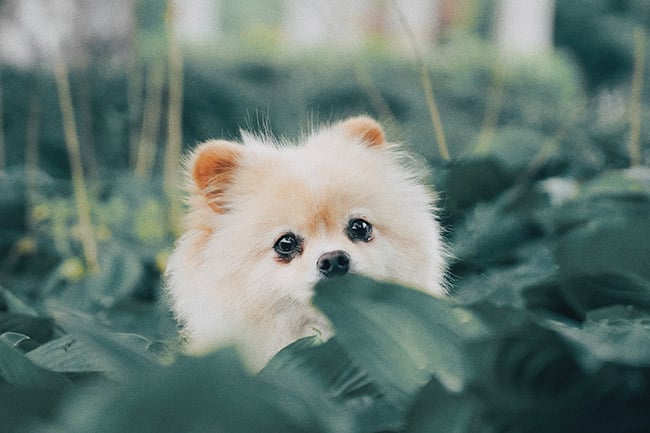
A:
[347,218,373,242]
[273,233,302,259]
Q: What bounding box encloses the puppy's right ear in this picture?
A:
[189,140,241,213]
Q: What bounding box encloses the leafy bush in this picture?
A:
[2,162,649,432]
[555,0,650,88]
[1,34,650,432]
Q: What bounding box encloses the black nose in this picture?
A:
[317,250,350,277]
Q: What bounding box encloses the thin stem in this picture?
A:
[127,0,143,170]
[47,0,98,272]
[518,104,585,186]
[53,60,99,273]
[163,1,184,232]
[134,62,165,179]
[0,58,5,173]
[389,0,450,160]
[352,62,399,126]
[630,27,645,167]
[25,94,41,236]
[474,63,505,154]
[128,59,144,171]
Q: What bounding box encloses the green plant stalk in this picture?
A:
[629,27,645,167]
[163,2,184,233]
[53,62,99,273]
[352,62,399,127]
[127,0,144,172]
[518,104,585,187]
[127,59,144,171]
[134,62,165,179]
[0,60,5,172]
[419,63,450,160]
[25,95,41,236]
[389,0,450,161]
[126,3,144,170]
[78,69,99,185]
[302,2,399,133]
[474,63,505,154]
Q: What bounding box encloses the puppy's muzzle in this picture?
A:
[317,250,350,277]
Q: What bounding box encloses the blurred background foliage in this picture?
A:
[0,0,649,432]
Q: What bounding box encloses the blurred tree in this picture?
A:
[554,0,650,88]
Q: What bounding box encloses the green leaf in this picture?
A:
[264,337,401,433]
[406,378,478,433]
[556,216,650,282]
[487,127,548,171]
[579,167,650,198]
[50,348,350,433]
[454,240,556,306]
[451,188,546,272]
[559,273,650,319]
[26,335,108,373]
[0,287,39,315]
[441,157,512,222]
[0,332,31,348]
[313,275,488,409]
[0,387,66,433]
[0,339,69,387]
[48,311,163,379]
[549,305,650,368]
[0,312,55,344]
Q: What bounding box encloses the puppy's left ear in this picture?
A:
[338,116,385,148]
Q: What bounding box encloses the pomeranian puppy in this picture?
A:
[165,116,447,370]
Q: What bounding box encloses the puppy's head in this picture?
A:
[168,116,446,362]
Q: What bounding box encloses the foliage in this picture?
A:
[555,0,650,88]
[1,31,650,432]
[0,36,590,174]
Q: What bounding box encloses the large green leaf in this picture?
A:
[0,339,69,387]
[405,378,478,433]
[0,287,39,315]
[453,240,556,306]
[44,311,165,379]
[45,349,352,433]
[264,337,401,433]
[559,273,650,318]
[441,157,513,223]
[0,331,40,352]
[556,216,650,282]
[549,305,650,368]
[258,340,359,433]
[524,272,650,323]
[0,313,54,344]
[313,275,489,409]
[26,334,135,374]
[0,387,67,433]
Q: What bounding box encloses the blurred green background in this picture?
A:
[0,1,649,432]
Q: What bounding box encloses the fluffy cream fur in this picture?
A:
[165,116,447,370]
